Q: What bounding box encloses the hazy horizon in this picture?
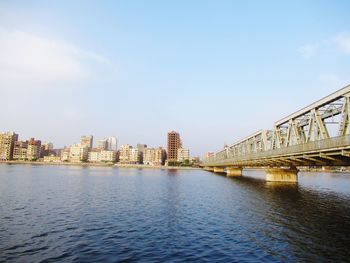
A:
[1,1,350,156]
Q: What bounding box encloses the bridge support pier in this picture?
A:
[226,167,242,177]
[213,167,225,173]
[265,167,298,183]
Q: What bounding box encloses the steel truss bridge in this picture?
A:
[202,85,350,181]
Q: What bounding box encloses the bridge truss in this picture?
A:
[204,85,350,167]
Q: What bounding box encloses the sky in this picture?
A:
[0,0,350,156]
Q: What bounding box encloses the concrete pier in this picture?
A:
[265,167,298,182]
[226,167,242,176]
[204,166,214,172]
[213,167,225,173]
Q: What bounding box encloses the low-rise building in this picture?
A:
[144,147,166,166]
[60,148,70,161]
[177,147,190,162]
[88,149,101,162]
[43,155,61,162]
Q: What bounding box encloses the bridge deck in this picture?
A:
[204,134,350,167]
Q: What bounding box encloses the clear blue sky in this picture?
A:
[1,0,350,156]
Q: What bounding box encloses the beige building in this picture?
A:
[177,147,190,162]
[69,144,88,162]
[0,132,18,160]
[13,141,28,160]
[143,147,165,166]
[88,149,117,163]
[100,150,117,162]
[26,138,41,161]
[119,145,140,164]
[60,148,70,161]
[88,149,101,162]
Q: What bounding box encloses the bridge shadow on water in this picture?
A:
[210,170,350,261]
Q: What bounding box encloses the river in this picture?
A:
[0,164,349,262]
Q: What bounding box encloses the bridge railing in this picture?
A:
[204,134,350,165]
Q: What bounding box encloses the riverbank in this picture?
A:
[0,160,201,170]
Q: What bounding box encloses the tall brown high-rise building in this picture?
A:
[167,131,181,162]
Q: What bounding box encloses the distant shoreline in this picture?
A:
[0,160,201,170]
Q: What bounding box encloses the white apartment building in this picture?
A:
[177,147,190,162]
[106,137,118,151]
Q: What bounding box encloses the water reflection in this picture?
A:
[0,165,349,262]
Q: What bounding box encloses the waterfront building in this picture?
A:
[80,135,93,149]
[97,139,108,150]
[69,144,88,162]
[27,138,41,161]
[88,149,117,163]
[119,145,131,163]
[106,137,118,151]
[41,142,54,157]
[137,144,147,164]
[129,148,140,164]
[88,149,101,162]
[177,147,190,162]
[60,148,70,162]
[143,147,166,166]
[13,141,28,160]
[167,131,181,163]
[119,145,140,164]
[100,150,117,162]
[0,132,18,160]
[43,155,61,162]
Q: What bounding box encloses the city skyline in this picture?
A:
[1,1,350,156]
[0,129,195,165]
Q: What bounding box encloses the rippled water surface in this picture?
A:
[1,164,350,262]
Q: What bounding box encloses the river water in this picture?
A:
[0,164,349,262]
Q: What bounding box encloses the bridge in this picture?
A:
[202,85,350,182]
